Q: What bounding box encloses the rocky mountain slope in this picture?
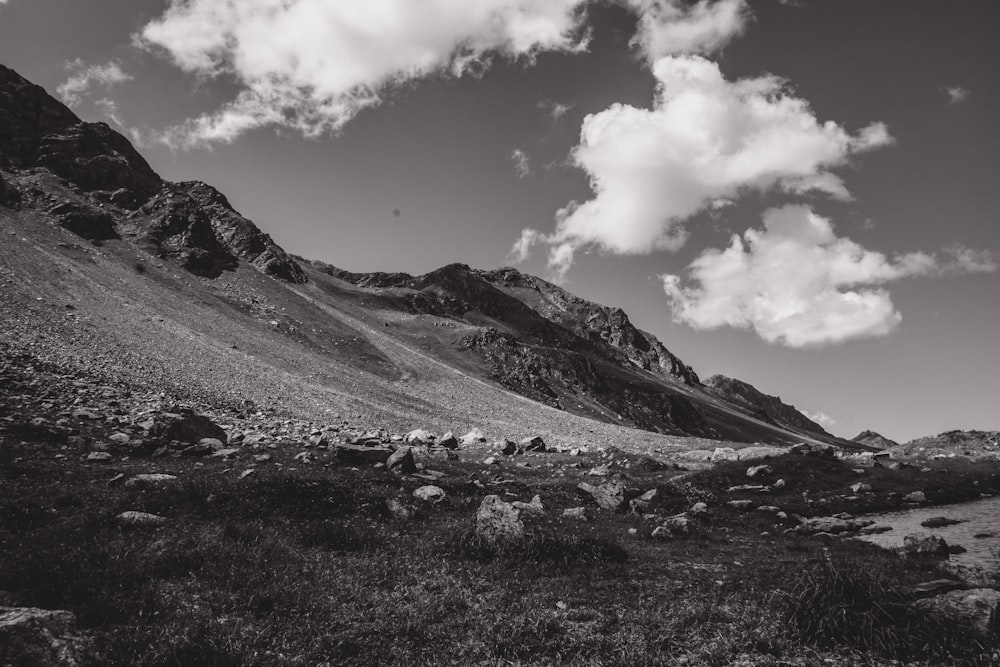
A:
[0,62,856,450]
[852,430,900,450]
[891,430,1000,461]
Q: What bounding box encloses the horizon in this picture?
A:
[1,0,998,442]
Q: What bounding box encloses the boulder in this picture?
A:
[124,473,177,487]
[562,507,588,521]
[520,436,546,452]
[0,607,94,666]
[413,485,446,503]
[652,514,695,537]
[116,511,167,526]
[790,442,837,458]
[386,446,417,473]
[512,495,545,515]
[499,439,520,456]
[630,489,657,514]
[577,475,627,511]
[458,428,486,446]
[914,588,1000,637]
[475,495,525,546]
[404,429,436,445]
[726,500,753,510]
[921,516,964,528]
[690,502,709,515]
[385,499,412,520]
[332,443,392,466]
[746,465,772,478]
[736,446,786,460]
[904,490,928,503]
[145,409,226,446]
[795,516,874,535]
[711,447,739,462]
[86,452,112,462]
[437,431,459,449]
[850,482,872,493]
[902,532,949,556]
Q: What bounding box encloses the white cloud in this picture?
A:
[511,148,532,178]
[943,85,970,105]
[516,56,893,279]
[627,0,749,61]
[539,99,574,120]
[803,410,836,429]
[660,205,996,347]
[137,0,591,148]
[57,60,133,107]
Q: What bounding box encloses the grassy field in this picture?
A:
[2,433,999,666]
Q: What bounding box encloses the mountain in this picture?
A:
[890,430,1000,460]
[0,63,858,450]
[851,430,899,449]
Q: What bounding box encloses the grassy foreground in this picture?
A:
[2,435,1000,666]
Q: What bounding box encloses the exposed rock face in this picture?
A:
[891,430,1000,460]
[0,606,95,666]
[0,65,161,208]
[851,430,899,449]
[914,588,1000,637]
[704,375,829,436]
[45,199,119,240]
[133,181,306,282]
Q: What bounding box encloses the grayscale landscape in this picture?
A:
[1,1,998,665]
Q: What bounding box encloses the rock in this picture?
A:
[711,447,739,462]
[921,516,964,528]
[475,495,525,546]
[746,465,772,478]
[652,514,695,538]
[108,433,130,445]
[772,478,786,489]
[690,502,709,515]
[146,409,226,445]
[483,456,498,465]
[71,409,100,420]
[124,473,177,487]
[790,442,837,458]
[850,482,872,493]
[586,464,611,477]
[239,468,256,480]
[404,429,436,444]
[736,446,786,460]
[437,431,459,449]
[210,448,240,458]
[499,439,520,456]
[413,485,446,503]
[116,511,167,526]
[903,490,927,503]
[332,443,392,465]
[727,484,770,493]
[910,579,965,598]
[253,453,271,463]
[180,442,214,456]
[562,507,588,521]
[512,495,545,515]
[0,606,94,666]
[859,525,893,535]
[630,489,657,514]
[902,532,949,556]
[679,449,713,461]
[386,499,411,520]
[386,446,417,473]
[795,517,874,535]
[726,500,753,510]
[520,436,546,452]
[914,588,1000,637]
[577,475,627,511]
[198,437,225,450]
[86,451,111,462]
[458,428,486,446]
[757,505,781,514]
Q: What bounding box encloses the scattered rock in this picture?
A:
[116,511,167,526]
[921,516,964,528]
[0,607,95,667]
[746,465,772,478]
[630,489,657,514]
[736,446,786,460]
[795,517,874,535]
[386,498,411,520]
[520,436,546,452]
[239,468,256,480]
[914,588,1000,637]
[562,507,588,521]
[475,495,525,546]
[332,443,392,466]
[902,532,949,556]
[711,447,738,462]
[726,500,753,510]
[124,473,177,487]
[413,485,446,503]
[652,514,695,537]
[437,431,459,449]
[210,448,240,458]
[459,428,486,446]
[577,475,627,511]
[86,451,111,462]
[727,484,770,493]
[145,409,226,445]
[512,495,545,515]
[404,429,436,445]
[790,442,837,458]
[499,439,520,456]
[850,482,872,493]
[386,446,417,473]
[690,502,709,515]
[903,491,928,503]
[483,456,498,466]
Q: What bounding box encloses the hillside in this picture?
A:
[852,430,900,450]
[0,62,853,450]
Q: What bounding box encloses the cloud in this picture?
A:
[943,85,970,105]
[538,99,574,120]
[627,0,749,61]
[803,410,836,429]
[57,60,132,107]
[511,149,532,178]
[516,55,893,279]
[137,0,592,148]
[660,205,996,347]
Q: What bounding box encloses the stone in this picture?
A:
[239,469,256,479]
[499,439,520,456]
[757,505,781,514]
[198,437,225,450]
[108,433,130,445]
[459,428,487,446]
[86,451,111,462]
[790,442,837,458]
[914,588,1000,637]
[850,482,872,493]
[483,456,498,465]
[512,495,545,515]
[437,431,459,449]
[145,409,227,445]
[0,607,94,666]
[562,507,588,521]
[689,502,709,515]
[210,448,240,458]
[795,517,874,535]
[475,495,525,546]
[386,499,411,520]
[332,443,392,465]
[903,532,949,556]
[404,429,436,444]
[921,516,963,528]
[577,475,627,511]
[116,511,167,526]
[726,500,753,510]
[736,446,786,460]
[904,490,928,503]
[727,484,770,493]
[630,488,658,514]
[253,453,272,463]
[711,447,739,462]
[910,579,965,598]
[652,515,695,538]
[386,446,417,473]
[124,473,177,487]
[746,465,772,478]
[520,436,546,452]
[413,485,446,503]
[859,525,893,535]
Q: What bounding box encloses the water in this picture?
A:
[856,495,1000,574]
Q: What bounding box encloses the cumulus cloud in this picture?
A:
[57,60,132,107]
[803,410,836,429]
[627,0,749,61]
[943,85,970,105]
[136,0,592,147]
[660,205,996,347]
[539,99,574,120]
[511,148,532,178]
[515,56,893,279]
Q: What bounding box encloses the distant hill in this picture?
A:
[890,430,1000,460]
[851,430,899,450]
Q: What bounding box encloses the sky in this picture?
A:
[1,0,997,443]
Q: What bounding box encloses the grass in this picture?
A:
[1,433,999,665]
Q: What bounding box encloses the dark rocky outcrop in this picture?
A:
[132,181,306,282]
[45,199,119,241]
[703,375,829,436]
[852,430,899,449]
